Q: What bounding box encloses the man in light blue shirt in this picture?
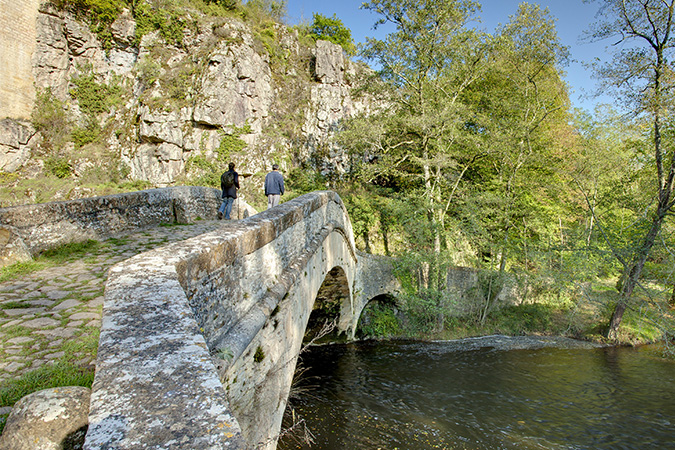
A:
[264,164,284,209]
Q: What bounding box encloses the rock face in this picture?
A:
[0,386,90,450]
[32,3,137,103]
[0,120,35,173]
[0,5,376,187]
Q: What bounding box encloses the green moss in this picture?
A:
[253,346,265,363]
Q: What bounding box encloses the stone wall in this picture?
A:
[86,191,360,449]
[0,186,255,265]
[0,0,40,120]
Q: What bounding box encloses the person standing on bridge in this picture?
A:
[264,163,284,209]
[218,162,239,220]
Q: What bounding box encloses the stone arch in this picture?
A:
[354,293,401,338]
[305,265,351,341]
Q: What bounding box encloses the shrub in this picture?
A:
[357,302,401,338]
[31,88,71,153]
[70,70,123,116]
[309,13,356,55]
[185,124,250,187]
[44,156,73,179]
[204,0,238,10]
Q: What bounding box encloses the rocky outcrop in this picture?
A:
[0,120,35,173]
[0,386,90,450]
[32,3,137,103]
[0,4,376,189]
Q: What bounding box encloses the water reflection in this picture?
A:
[279,342,675,450]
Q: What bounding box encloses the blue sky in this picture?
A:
[284,0,613,112]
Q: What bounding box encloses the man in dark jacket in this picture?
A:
[218,162,239,220]
[264,164,284,209]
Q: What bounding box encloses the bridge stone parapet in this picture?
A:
[0,186,253,265]
[85,191,360,450]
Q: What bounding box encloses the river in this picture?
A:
[278,338,675,450]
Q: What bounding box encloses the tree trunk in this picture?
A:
[362,231,371,254]
[606,210,665,339]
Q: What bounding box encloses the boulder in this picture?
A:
[0,226,32,267]
[0,386,90,450]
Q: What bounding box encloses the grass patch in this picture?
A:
[0,240,105,283]
[0,361,95,409]
[62,329,100,361]
[0,326,34,341]
[0,261,47,283]
[105,237,130,247]
[0,301,29,310]
[40,240,101,263]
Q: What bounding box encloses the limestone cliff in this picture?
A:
[0,2,375,200]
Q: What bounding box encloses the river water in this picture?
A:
[278,339,675,450]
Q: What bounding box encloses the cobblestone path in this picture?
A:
[0,220,226,384]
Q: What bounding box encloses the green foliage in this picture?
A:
[489,303,557,335]
[71,117,102,148]
[31,88,71,154]
[285,167,326,195]
[204,0,238,10]
[51,0,123,48]
[216,347,234,361]
[134,1,191,47]
[357,302,401,338]
[345,192,378,252]
[241,0,286,23]
[70,69,123,116]
[309,13,356,55]
[44,156,73,179]
[185,124,250,187]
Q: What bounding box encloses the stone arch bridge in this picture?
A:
[0,187,399,449]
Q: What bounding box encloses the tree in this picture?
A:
[309,13,356,55]
[342,0,490,330]
[587,0,675,339]
[449,3,572,315]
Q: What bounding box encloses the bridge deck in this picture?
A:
[0,219,228,384]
